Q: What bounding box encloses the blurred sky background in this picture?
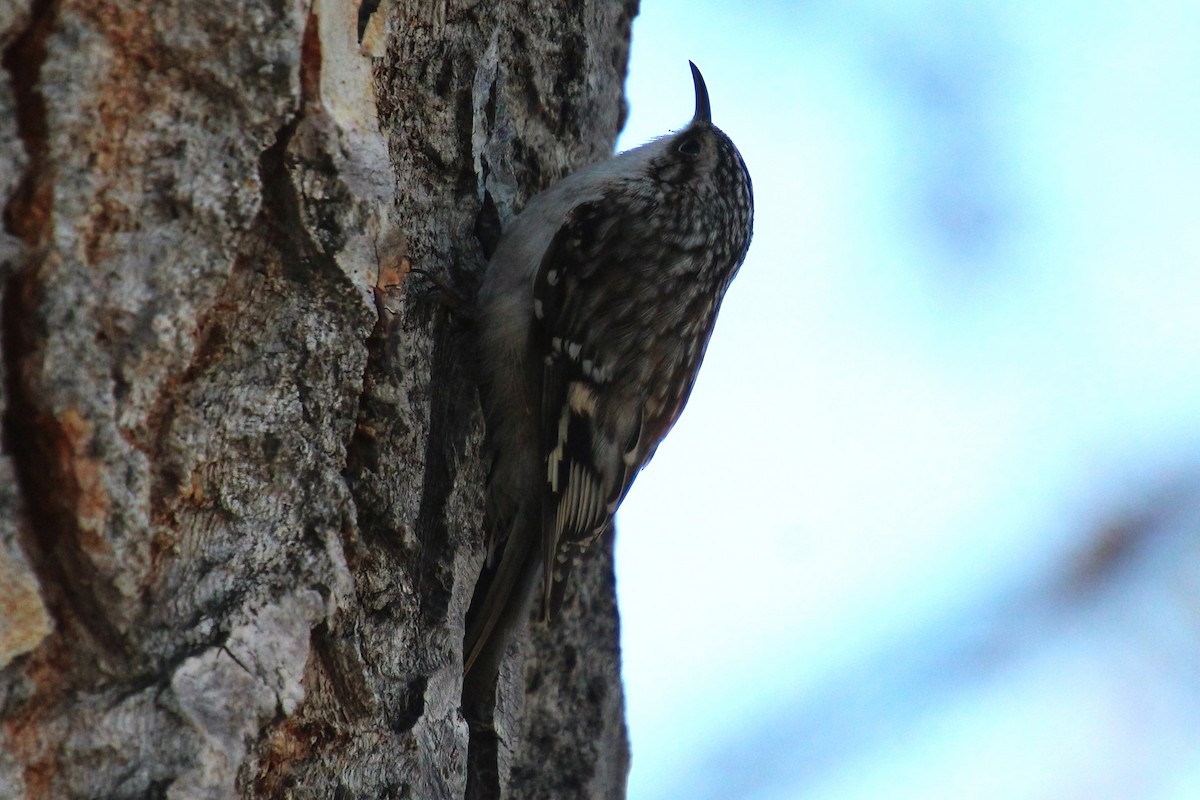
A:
[610,2,1200,798]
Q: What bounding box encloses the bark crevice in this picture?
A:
[2,0,54,245]
[1,0,142,675]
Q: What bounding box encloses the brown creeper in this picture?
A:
[464,62,754,678]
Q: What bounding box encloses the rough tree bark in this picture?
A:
[0,0,637,797]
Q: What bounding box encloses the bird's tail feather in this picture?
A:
[463,523,540,681]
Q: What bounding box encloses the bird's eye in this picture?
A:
[677,137,701,157]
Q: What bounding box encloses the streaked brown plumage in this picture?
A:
[464,62,753,684]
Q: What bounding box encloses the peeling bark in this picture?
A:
[0,0,637,797]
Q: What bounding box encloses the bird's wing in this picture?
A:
[532,199,648,619]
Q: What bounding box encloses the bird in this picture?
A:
[463,61,754,684]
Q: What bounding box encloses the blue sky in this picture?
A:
[611,2,1200,798]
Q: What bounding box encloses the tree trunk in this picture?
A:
[0,1,636,797]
